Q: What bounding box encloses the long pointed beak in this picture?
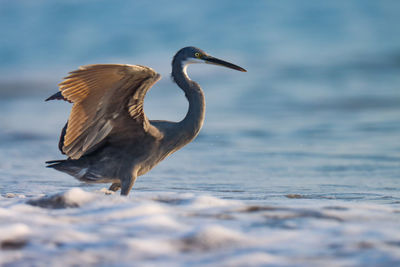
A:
[203,56,247,72]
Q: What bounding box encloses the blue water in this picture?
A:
[1,1,400,266]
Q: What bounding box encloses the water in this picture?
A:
[1,1,400,266]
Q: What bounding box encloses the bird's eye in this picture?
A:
[195,52,201,58]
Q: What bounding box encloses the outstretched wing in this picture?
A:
[57,64,161,159]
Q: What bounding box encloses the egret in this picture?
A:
[45,47,246,195]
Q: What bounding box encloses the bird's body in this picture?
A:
[46,47,246,195]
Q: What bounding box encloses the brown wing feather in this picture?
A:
[58,64,161,159]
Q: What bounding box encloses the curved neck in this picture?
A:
[172,64,205,143]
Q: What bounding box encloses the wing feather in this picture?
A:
[82,120,113,152]
[58,64,161,159]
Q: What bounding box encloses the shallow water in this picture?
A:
[1,1,400,266]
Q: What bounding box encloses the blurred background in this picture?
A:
[0,0,399,198]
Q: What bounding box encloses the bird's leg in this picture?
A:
[120,175,137,196]
[108,183,121,192]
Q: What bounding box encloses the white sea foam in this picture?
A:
[180,225,248,251]
[188,195,241,208]
[1,189,399,266]
[0,224,30,243]
[63,188,96,205]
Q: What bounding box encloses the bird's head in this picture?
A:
[173,46,247,72]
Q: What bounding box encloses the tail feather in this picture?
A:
[46,159,65,164]
[46,159,112,184]
[46,159,80,176]
[46,159,66,168]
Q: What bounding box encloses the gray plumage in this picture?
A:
[46,47,246,195]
